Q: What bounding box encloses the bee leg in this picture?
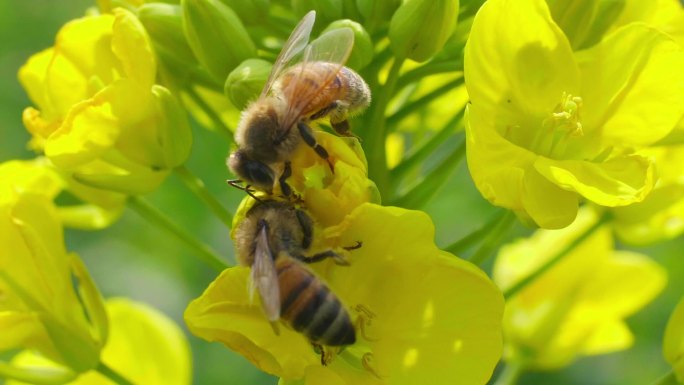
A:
[309,101,339,121]
[226,179,265,203]
[343,241,363,251]
[278,161,293,197]
[295,208,313,249]
[311,343,333,366]
[296,250,349,265]
[353,304,379,342]
[297,122,335,173]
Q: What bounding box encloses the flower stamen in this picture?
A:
[539,92,585,158]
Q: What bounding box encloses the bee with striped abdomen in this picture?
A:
[234,200,361,354]
[228,10,371,197]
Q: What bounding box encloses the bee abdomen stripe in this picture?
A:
[290,284,327,331]
[280,274,313,315]
[306,294,341,341]
[319,306,355,346]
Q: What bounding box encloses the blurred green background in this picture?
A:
[1,1,682,384]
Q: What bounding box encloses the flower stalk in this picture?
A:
[365,56,405,196]
[128,196,229,272]
[503,211,613,299]
[174,166,233,227]
[96,361,136,385]
[468,211,516,266]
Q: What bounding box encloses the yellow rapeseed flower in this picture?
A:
[189,133,504,384]
[19,8,191,196]
[664,297,684,383]
[611,145,684,245]
[464,0,684,229]
[7,298,192,385]
[494,208,666,369]
[0,174,107,379]
[0,159,124,230]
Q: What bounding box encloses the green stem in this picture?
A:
[468,211,516,266]
[493,362,525,385]
[651,370,679,385]
[503,211,612,299]
[366,56,405,196]
[174,166,233,227]
[389,138,466,209]
[389,110,464,182]
[185,87,235,144]
[396,60,462,90]
[386,77,464,129]
[128,196,229,272]
[95,362,135,385]
[444,209,506,256]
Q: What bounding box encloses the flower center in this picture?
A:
[532,92,585,158]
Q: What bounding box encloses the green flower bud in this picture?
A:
[356,0,400,31]
[181,0,256,80]
[218,0,270,25]
[389,0,459,62]
[224,58,272,110]
[292,0,343,24]
[321,19,373,70]
[153,85,193,168]
[138,3,197,67]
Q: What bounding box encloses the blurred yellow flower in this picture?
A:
[464,0,684,228]
[494,208,666,369]
[611,145,684,245]
[7,298,192,385]
[0,179,107,379]
[188,203,504,385]
[664,297,684,383]
[19,8,191,196]
[0,159,124,230]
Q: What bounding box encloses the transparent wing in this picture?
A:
[250,225,281,321]
[280,27,355,131]
[260,10,317,99]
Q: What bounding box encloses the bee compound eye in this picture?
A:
[244,160,276,189]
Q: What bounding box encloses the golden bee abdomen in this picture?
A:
[279,63,369,118]
[276,258,356,346]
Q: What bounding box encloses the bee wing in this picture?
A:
[279,27,355,131]
[250,225,281,321]
[260,10,317,99]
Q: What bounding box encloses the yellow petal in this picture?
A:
[534,154,655,207]
[316,204,504,385]
[466,105,579,228]
[47,14,118,116]
[7,298,192,385]
[664,297,684,382]
[465,0,579,117]
[580,321,633,356]
[111,8,156,87]
[45,92,119,169]
[577,23,684,145]
[18,48,54,113]
[185,267,317,379]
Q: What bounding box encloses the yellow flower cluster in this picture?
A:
[19,8,191,217]
[186,132,505,384]
[5,0,684,384]
[464,0,684,230]
[0,161,191,384]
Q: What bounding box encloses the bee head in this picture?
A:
[227,150,276,192]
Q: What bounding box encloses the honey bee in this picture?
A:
[228,10,371,196]
[234,199,362,350]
